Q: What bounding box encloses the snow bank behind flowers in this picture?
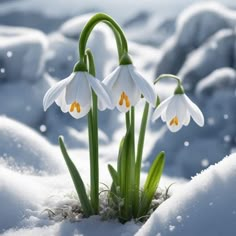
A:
[136,153,236,236]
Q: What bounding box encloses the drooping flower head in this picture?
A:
[43,69,112,119]
[103,54,156,112]
[152,84,204,132]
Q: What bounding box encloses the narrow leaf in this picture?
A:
[108,164,118,187]
[59,136,93,217]
[138,151,165,217]
[117,137,125,187]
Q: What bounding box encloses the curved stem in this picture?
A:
[105,21,123,60]
[154,74,184,94]
[154,74,181,85]
[86,49,99,214]
[79,13,128,63]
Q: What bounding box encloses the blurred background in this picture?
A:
[0,0,236,180]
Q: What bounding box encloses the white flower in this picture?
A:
[103,64,156,112]
[43,71,112,119]
[152,94,204,132]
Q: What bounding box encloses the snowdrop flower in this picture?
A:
[43,71,112,119]
[103,64,156,112]
[152,93,204,132]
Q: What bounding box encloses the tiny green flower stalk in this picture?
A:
[43,13,204,223]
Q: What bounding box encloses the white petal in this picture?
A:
[166,96,178,122]
[167,122,183,132]
[55,90,70,113]
[65,72,91,106]
[103,66,121,89]
[128,65,156,107]
[183,111,191,126]
[43,73,74,111]
[175,95,187,125]
[183,94,204,127]
[86,73,113,110]
[69,103,91,119]
[112,65,140,112]
[152,96,173,122]
[161,108,167,122]
[98,84,115,110]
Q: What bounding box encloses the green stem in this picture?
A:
[123,107,135,220]
[154,74,181,85]
[154,74,185,95]
[104,21,123,60]
[133,102,149,217]
[131,107,135,159]
[125,111,130,130]
[79,13,128,63]
[86,49,99,214]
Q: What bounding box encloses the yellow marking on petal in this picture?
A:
[70,101,76,112]
[76,103,81,113]
[119,91,130,108]
[170,116,179,126]
[70,101,81,113]
[119,92,124,106]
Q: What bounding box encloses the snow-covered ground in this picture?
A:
[0,1,236,235]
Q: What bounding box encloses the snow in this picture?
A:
[1,1,236,235]
[0,117,63,175]
[136,153,236,236]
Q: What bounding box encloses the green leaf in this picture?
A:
[121,126,135,220]
[138,151,165,217]
[108,165,119,207]
[117,137,124,187]
[59,136,93,217]
[117,137,126,195]
[108,164,118,187]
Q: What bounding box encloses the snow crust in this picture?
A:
[136,153,236,236]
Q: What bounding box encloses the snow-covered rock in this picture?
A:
[0,77,49,127]
[156,2,236,76]
[136,153,236,236]
[180,29,236,91]
[0,26,47,82]
[196,67,236,96]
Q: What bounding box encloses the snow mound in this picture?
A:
[196,68,236,96]
[0,26,47,82]
[136,153,236,236]
[0,117,63,175]
[0,166,49,232]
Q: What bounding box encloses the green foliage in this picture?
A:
[108,129,165,223]
[56,13,167,223]
[138,151,165,217]
[58,136,93,217]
